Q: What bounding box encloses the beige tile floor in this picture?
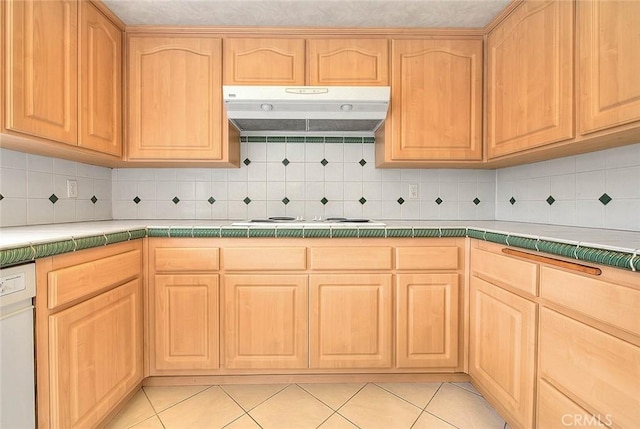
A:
[107,382,510,429]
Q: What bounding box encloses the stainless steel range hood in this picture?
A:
[223,85,390,136]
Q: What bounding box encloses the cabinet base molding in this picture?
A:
[143,373,471,387]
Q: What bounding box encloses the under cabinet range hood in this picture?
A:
[223,85,390,136]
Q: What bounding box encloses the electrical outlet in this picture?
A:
[66,179,78,198]
[408,184,419,199]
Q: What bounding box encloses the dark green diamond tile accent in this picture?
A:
[413,228,440,238]
[359,197,367,205]
[358,228,385,238]
[332,228,359,238]
[130,229,147,240]
[172,196,180,204]
[91,195,98,204]
[473,197,481,205]
[320,159,329,166]
[509,197,516,205]
[435,197,443,205]
[282,158,290,166]
[192,228,221,238]
[220,227,249,238]
[49,194,59,204]
[275,228,304,238]
[321,197,328,205]
[286,136,305,143]
[466,229,485,240]
[306,137,324,143]
[133,196,141,204]
[208,197,216,204]
[599,193,612,205]
[147,228,170,237]
[546,196,555,205]
[243,158,251,166]
[267,136,286,142]
[344,137,364,144]
[243,197,251,205]
[485,232,509,245]
[249,228,276,238]
[248,136,267,143]
[386,228,413,238]
[169,228,193,238]
[282,197,290,205]
[0,194,4,201]
[105,232,130,245]
[325,137,343,143]
[359,159,367,166]
[440,228,467,237]
[363,137,375,144]
[304,228,331,238]
[397,197,405,205]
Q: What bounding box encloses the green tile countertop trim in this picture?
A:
[0,225,638,273]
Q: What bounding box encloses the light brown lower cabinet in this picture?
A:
[395,273,459,369]
[152,274,219,372]
[224,274,309,369]
[309,273,393,369]
[469,275,537,429]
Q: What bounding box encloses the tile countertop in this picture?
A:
[0,220,639,271]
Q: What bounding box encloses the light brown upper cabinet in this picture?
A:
[223,38,305,85]
[127,36,238,164]
[377,39,483,164]
[578,0,640,135]
[487,0,574,159]
[79,1,122,156]
[5,0,122,158]
[307,39,389,85]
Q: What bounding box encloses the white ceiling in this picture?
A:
[102,0,512,28]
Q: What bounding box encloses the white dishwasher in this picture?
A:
[0,263,36,429]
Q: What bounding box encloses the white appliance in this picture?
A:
[223,85,390,135]
[0,263,36,429]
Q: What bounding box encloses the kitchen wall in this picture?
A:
[496,143,640,231]
[111,137,496,221]
[2,142,639,231]
[0,148,112,227]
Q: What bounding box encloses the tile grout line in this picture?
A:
[372,382,438,411]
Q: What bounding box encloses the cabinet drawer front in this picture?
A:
[310,246,392,270]
[224,247,306,271]
[154,247,219,272]
[538,379,611,428]
[540,266,640,337]
[395,246,459,270]
[48,249,140,309]
[471,247,538,296]
[539,308,640,428]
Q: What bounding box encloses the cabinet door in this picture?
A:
[224,275,308,369]
[152,275,219,373]
[396,274,459,369]
[6,0,78,144]
[487,0,574,158]
[78,2,122,156]
[469,276,536,429]
[127,36,223,160]
[48,279,143,429]
[307,39,388,85]
[578,1,640,134]
[223,38,305,85]
[310,274,392,368]
[389,39,483,161]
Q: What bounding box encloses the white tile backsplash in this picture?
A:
[496,143,640,231]
[0,148,113,227]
